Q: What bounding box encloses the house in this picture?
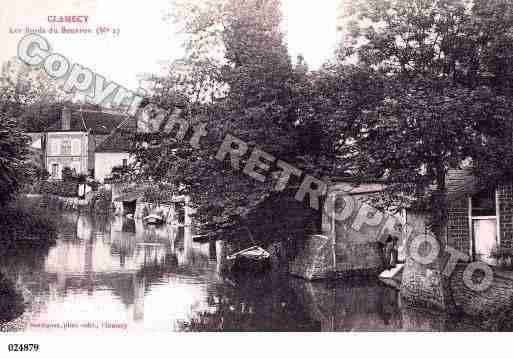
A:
[41,105,130,180]
[445,169,513,265]
[94,128,133,182]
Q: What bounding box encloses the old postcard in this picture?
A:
[1,0,512,357]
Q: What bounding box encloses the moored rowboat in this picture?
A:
[226,246,271,273]
[144,213,164,225]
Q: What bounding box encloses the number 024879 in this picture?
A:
[8,344,39,352]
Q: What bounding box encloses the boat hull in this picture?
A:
[228,256,271,273]
[226,246,271,273]
[144,214,164,225]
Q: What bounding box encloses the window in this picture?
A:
[471,189,498,264]
[122,159,128,167]
[61,140,72,155]
[472,189,496,217]
[51,163,59,178]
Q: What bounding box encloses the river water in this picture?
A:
[0,213,486,332]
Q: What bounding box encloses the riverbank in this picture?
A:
[0,196,58,328]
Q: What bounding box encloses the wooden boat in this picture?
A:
[192,234,211,243]
[378,263,404,290]
[226,246,271,273]
[144,212,164,225]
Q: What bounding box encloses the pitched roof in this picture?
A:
[95,129,132,153]
[46,109,128,134]
[328,181,386,195]
[328,171,481,203]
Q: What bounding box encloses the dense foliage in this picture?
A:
[0,116,30,205]
[125,0,513,240]
[0,59,63,206]
[133,0,336,233]
[339,0,513,233]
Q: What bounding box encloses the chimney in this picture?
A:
[62,106,71,130]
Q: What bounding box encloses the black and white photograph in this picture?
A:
[1,0,513,356]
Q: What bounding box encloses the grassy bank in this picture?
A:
[0,197,57,248]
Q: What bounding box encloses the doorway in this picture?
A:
[472,218,497,264]
[471,189,498,265]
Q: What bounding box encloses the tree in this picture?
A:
[294,62,385,177]
[0,60,37,205]
[0,116,30,205]
[343,0,513,236]
[1,57,65,132]
[132,0,306,232]
[0,58,65,205]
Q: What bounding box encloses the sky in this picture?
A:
[1,0,340,90]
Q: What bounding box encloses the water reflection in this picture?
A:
[0,214,497,331]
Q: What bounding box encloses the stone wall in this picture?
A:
[400,230,456,312]
[289,237,382,280]
[289,235,336,280]
[498,183,513,250]
[333,240,385,276]
[290,188,406,280]
[447,197,470,255]
[400,253,454,312]
[450,264,513,320]
[401,234,513,319]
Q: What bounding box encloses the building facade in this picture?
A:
[42,105,130,180]
[45,132,90,179]
[446,169,513,265]
[94,123,133,182]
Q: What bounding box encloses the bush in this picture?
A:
[61,167,74,182]
[142,184,176,204]
[87,179,100,192]
[88,188,112,213]
[0,116,30,206]
[105,165,131,183]
[61,167,87,184]
[29,180,78,197]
